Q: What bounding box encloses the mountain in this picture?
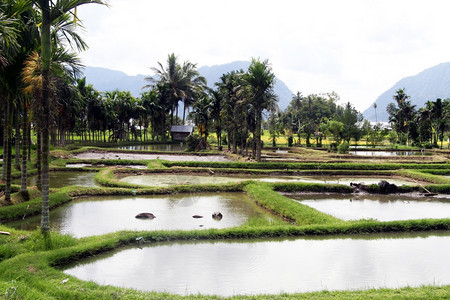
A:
[83,61,294,110]
[198,61,293,110]
[363,62,450,122]
[83,67,147,96]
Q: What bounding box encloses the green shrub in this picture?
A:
[337,141,350,154]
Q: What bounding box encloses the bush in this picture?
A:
[337,141,350,154]
[185,134,201,151]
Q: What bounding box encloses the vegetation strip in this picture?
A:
[162,160,450,170]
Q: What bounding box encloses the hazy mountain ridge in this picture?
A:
[83,61,294,110]
[363,62,450,122]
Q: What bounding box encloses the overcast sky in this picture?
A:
[77,0,450,112]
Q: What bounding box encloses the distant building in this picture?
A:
[171,125,194,141]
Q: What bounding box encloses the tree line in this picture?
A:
[386,89,450,148]
[0,0,106,233]
[2,1,450,233]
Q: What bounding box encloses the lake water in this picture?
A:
[63,232,450,296]
[7,193,281,237]
[289,193,450,221]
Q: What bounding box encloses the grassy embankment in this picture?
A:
[1,151,450,298]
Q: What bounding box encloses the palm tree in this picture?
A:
[0,2,19,70]
[0,0,37,203]
[145,53,206,126]
[373,103,377,123]
[37,0,106,234]
[243,58,277,162]
[210,89,223,150]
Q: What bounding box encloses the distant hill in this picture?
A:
[83,66,147,96]
[198,61,293,110]
[83,61,294,110]
[363,62,450,122]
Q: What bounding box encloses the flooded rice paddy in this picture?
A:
[63,232,450,296]
[349,150,432,156]
[12,171,98,188]
[7,193,280,237]
[116,144,185,151]
[289,193,450,221]
[119,173,417,187]
[74,151,232,162]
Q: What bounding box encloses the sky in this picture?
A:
[77,0,450,112]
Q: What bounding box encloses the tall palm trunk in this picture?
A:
[27,122,31,161]
[21,104,28,193]
[4,100,12,203]
[14,105,21,170]
[36,130,42,190]
[39,0,51,234]
[255,109,262,162]
[2,100,7,181]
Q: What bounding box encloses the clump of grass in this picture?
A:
[244,182,342,226]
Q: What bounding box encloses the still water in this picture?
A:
[116,144,184,151]
[289,193,450,221]
[119,174,416,187]
[12,171,98,188]
[7,193,279,237]
[63,232,450,296]
[349,150,431,156]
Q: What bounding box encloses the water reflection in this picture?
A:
[289,193,450,221]
[7,193,279,237]
[349,150,432,156]
[12,171,98,188]
[119,174,416,187]
[63,232,450,296]
[116,144,184,151]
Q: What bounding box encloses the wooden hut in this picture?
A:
[170,125,193,141]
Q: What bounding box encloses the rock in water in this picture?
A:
[135,212,156,219]
[212,211,223,220]
[378,180,397,193]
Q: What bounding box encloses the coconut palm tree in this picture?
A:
[243,58,277,162]
[145,53,206,126]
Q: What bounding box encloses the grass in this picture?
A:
[162,160,450,170]
[1,145,450,298]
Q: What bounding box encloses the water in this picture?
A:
[289,193,450,221]
[74,152,232,162]
[7,193,279,237]
[63,232,450,296]
[349,150,432,156]
[12,171,98,188]
[119,174,416,187]
[116,144,184,151]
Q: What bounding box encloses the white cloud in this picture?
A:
[77,0,450,112]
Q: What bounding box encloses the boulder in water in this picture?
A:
[135,212,156,219]
[212,211,223,220]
